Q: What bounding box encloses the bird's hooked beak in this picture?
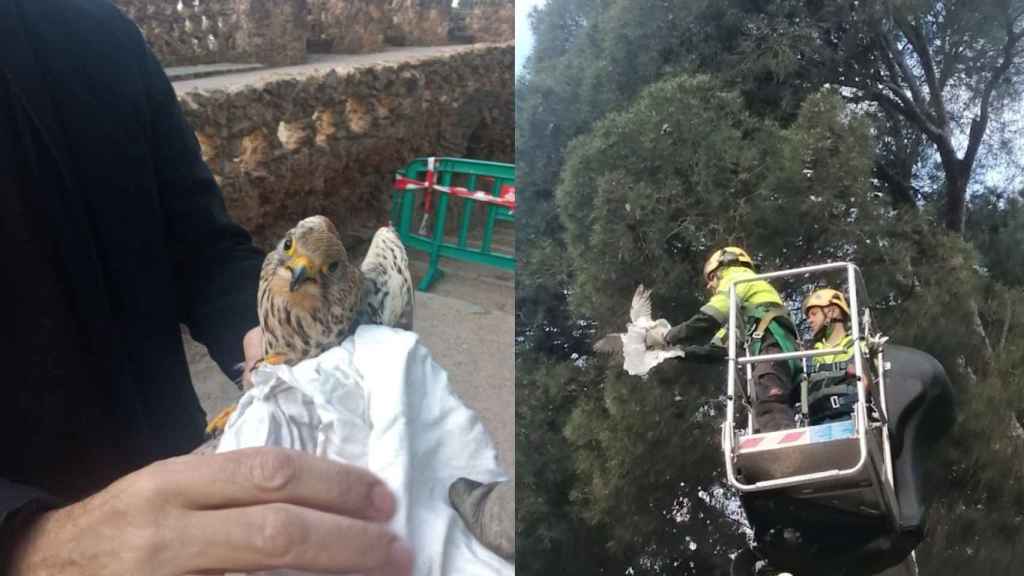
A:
[288,255,316,292]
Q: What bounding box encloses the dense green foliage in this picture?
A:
[517,0,1024,574]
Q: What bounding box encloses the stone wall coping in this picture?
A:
[173,42,513,96]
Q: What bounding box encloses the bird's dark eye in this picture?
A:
[283,237,293,252]
[328,261,339,274]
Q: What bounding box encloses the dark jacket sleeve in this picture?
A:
[666,310,723,346]
[139,39,265,377]
[0,480,60,570]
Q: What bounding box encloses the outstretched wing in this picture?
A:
[629,284,653,323]
[357,226,414,329]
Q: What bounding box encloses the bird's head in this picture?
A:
[271,215,350,296]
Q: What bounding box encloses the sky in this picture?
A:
[516,0,547,76]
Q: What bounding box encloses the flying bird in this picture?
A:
[593,284,685,377]
[204,215,413,435]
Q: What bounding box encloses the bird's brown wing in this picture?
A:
[593,334,624,355]
[356,226,414,329]
[257,249,287,360]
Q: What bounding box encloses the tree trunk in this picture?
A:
[942,158,970,234]
[968,298,995,372]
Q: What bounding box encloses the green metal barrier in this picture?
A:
[391,157,516,291]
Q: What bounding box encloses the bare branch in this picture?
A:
[871,24,950,144]
[880,2,931,113]
[939,39,965,90]
[862,74,947,143]
[894,10,948,125]
[877,35,907,89]
[969,299,995,370]
[1000,293,1011,354]
[963,19,1023,171]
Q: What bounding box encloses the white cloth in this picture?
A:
[216,325,513,576]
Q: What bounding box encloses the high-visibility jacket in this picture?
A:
[702,266,786,326]
[672,266,799,373]
[706,267,797,353]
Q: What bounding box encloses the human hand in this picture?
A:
[664,323,686,345]
[241,326,264,389]
[8,447,413,576]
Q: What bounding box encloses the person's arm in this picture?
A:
[0,480,59,572]
[663,309,723,346]
[138,32,265,378]
[8,448,413,576]
[664,270,766,346]
[661,278,732,346]
[647,291,726,349]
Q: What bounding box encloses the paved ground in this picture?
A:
[166,62,264,82]
[172,43,510,94]
[184,234,514,476]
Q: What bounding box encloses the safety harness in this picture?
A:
[807,334,858,424]
[746,303,802,377]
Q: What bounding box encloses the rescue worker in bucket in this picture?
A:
[646,247,801,432]
[803,288,861,424]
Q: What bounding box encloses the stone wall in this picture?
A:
[114,0,307,66]
[389,0,450,46]
[114,0,240,66]
[176,44,514,250]
[307,0,450,53]
[118,0,507,66]
[307,0,391,53]
[459,2,513,43]
[233,0,308,65]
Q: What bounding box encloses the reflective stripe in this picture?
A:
[811,335,854,365]
[813,361,849,373]
[807,335,857,406]
[806,335,857,424]
[808,370,846,383]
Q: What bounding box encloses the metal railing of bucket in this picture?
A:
[391,157,515,291]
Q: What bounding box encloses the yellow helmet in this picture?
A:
[803,288,850,318]
[703,246,754,280]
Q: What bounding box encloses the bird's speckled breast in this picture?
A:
[258,256,363,364]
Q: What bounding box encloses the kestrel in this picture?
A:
[205,215,413,434]
[258,215,413,365]
[593,284,685,377]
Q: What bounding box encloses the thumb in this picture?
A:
[241,327,263,388]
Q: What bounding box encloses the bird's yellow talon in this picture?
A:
[205,404,237,435]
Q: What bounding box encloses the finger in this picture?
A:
[239,327,262,389]
[177,504,413,576]
[241,362,255,389]
[156,448,396,522]
[243,326,263,364]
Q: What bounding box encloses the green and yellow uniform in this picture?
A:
[666,264,801,432]
[807,334,858,424]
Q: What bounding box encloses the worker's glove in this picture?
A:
[645,325,669,349]
[664,323,686,346]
